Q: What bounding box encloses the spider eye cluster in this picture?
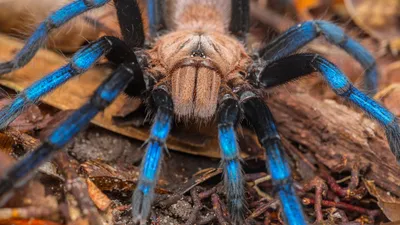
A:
[190,49,206,58]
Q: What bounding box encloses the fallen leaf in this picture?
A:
[80,160,171,194]
[364,179,400,221]
[86,179,112,211]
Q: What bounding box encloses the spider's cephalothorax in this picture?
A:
[146,2,251,120]
[148,31,251,119]
[0,1,398,225]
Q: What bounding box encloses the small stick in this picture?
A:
[302,198,381,218]
[303,177,327,222]
[185,187,202,225]
[211,194,229,225]
[54,152,102,225]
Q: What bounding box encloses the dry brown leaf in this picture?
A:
[364,179,400,221]
[80,160,171,194]
[86,179,112,211]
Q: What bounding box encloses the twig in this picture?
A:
[211,194,229,225]
[246,199,279,220]
[302,198,381,218]
[185,187,202,225]
[303,177,328,222]
[54,152,102,225]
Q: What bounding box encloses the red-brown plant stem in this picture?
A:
[303,177,327,222]
[211,194,229,225]
[302,198,380,218]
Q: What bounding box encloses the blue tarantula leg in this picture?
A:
[240,92,307,225]
[114,0,145,48]
[0,60,141,206]
[147,0,165,38]
[258,53,400,163]
[0,36,118,130]
[0,0,110,75]
[259,21,378,94]
[217,95,245,222]
[230,0,250,43]
[132,87,173,224]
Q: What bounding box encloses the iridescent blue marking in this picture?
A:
[265,142,291,181]
[151,113,171,140]
[24,66,74,101]
[147,0,156,37]
[218,126,238,159]
[16,23,48,61]
[226,160,240,182]
[100,88,120,102]
[317,58,349,90]
[48,106,99,147]
[348,88,395,125]
[49,0,87,25]
[278,183,307,225]
[262,20,378,93]
[314,56,395,126]
[142,141,163,181]
[71,40,108,70]
[0,39,110,130]
[139,183,151,195]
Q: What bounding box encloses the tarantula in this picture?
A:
[0,0,398,224]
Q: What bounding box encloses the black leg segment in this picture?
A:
[230,0,249,43]
[114,0,145,48]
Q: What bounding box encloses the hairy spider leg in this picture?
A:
[230,0,250,43]
[115,0,145,48]
[147,0,165,38]
[0,37,114,130]
[0,59,142,206]
[258,53,400,163]
[217,96,245,222]
[132,87,173,224]
[259,21,378,95]
[0,0,110,75]
[241,93,307,225]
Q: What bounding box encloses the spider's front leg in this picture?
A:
[240,91,307,225]
[259,21,378,94]
[132,87,173,224]
[217,94,245,222]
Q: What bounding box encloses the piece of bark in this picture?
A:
[266,86,400,196]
